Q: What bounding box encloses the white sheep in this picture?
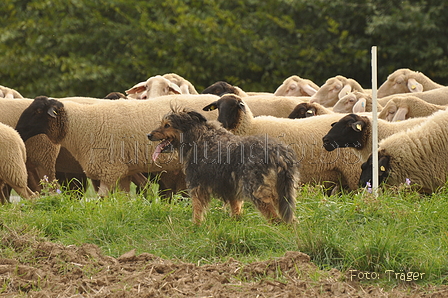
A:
[333,91,383,114]
[125,75,182,99]
[322,113,428,162]
[378,96,447,121]
[288,102,334,119]
[0,122,36,203]
[309,75,370,107]
[359,109,448,193]
[378,86,448,107]
[0,85,24,99]
[274,75,320,97]
[162,73,199,95]
[377,68,445,98]
[203,94,363,192]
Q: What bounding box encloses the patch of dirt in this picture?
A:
[0,232,446,297]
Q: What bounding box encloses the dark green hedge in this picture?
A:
[1,0,447,98]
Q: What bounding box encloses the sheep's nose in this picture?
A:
[322,136,329,144]
[147,133,153,140]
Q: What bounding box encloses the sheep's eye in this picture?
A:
[164,123,170,128]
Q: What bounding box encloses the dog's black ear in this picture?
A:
[187,111,207,123]
[203,101,218,111]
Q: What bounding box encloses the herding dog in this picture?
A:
[147,108,299,224]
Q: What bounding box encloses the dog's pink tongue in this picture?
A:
[152,140,169,162]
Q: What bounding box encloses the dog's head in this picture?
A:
[148,109,207,161]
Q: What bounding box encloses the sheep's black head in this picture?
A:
[288,103,316,119]
[16,96,67,143]
[202,94,246,130]
[322,113,368,151]
[359,151,391,188]
[201,81,237,97]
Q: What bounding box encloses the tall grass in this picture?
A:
[0,181,447,285]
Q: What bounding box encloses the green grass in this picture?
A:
[1,181,447,286]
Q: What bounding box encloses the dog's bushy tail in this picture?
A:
[276,150,299,223]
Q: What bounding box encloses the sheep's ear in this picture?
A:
[301,84,318,96]
[338,84,352,99]
[168,82,182,94]
[306,109,315,117]
[125,82,147,95]
[202,102,218,111]
[238,101,246,113]
[407,78,423,93]
[351,120,364,132]
[47,106,58,118]
[392,107,408,121]
[378,156,390,173]
[352,98,367,113]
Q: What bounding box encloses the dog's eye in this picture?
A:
[164,123,170,128]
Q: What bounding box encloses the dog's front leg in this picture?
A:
[190,186,211,225]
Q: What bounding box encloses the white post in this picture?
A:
[371,46,379,196]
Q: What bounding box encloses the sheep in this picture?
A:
[288,102,333,119]
[203,94,363,192]
[162,73,199,95]
[274,75,320,97]
[0,122,36,203]
[359,109,448,193]
[309,75,370,107]
[104,92,127,100]
[202,81,249,97]
[125,75,182,99]
[16,93,300,196]
[378,86,448,107]
[322,113,428,162]
[378,96,447,121]
[0,85,23,99]
[333,92,383,114]
[377,68,445,98]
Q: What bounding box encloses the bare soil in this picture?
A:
[0,232,446,297]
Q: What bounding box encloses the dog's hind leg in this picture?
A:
[229,199,244,218]
[190,186,211,224]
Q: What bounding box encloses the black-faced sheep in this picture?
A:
[359,110,448,193]
[377,68,445,98]
[309,75,370,107]
[104,92,127,100]
[322,113,428,162]
[0,122,36,203]
[288,102,333,119]
[202,81,249,97]
[274,75,319,97]
[203,94,363,192]
[378,96,447,121]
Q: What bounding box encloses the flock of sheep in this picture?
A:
[1,67,447,209]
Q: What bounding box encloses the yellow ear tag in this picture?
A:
[411,85,416,90]
[209,106,216,111]
[53,110,58,115]
[380,166,386,172]
[356,124,362,131]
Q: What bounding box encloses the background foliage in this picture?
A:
[1,0,447,98]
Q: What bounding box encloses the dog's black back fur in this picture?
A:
[161,109,299,223]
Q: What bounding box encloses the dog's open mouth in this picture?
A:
[152,139,172,161]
